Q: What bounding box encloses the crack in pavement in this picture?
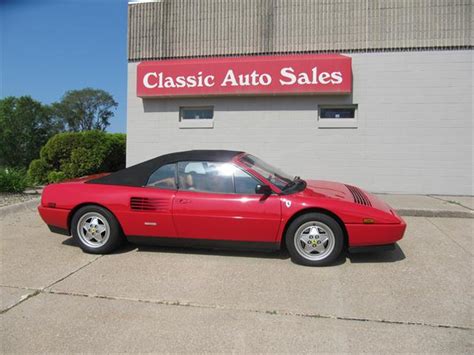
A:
[425,217,472,256]
[1,284,471,331]
[0,289,40,314]
[44,255,103,290]
[428,195,473,211]
[0,255,103,314]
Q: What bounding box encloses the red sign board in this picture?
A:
[137,54,351,98]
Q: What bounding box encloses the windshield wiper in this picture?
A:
[282,176,301,191]
[282,181,295,190]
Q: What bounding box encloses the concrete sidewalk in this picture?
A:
[374,193,473,218]
[1,198,472,353]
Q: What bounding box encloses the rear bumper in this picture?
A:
[38,206,70,235]
[346,218,407,247]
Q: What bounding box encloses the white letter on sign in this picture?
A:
[331,72,342,84]
[221,70,238,87]
[279,67,297,85]
[143,72,158,88]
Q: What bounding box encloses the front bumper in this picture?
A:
[346,217,407,247]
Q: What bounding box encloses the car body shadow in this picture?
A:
[347,244,406,263]
[134,244,291,260]
[61,237,290,258]
[62,236,405,264]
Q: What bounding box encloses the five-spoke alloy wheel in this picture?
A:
[71,205,123,254]
[286,212,344,266]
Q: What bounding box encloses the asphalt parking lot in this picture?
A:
[1,202,472,353]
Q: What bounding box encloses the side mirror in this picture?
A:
[255,184,272,195]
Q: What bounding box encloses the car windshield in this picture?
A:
[239,154,295,190]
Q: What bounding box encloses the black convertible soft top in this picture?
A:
[86,149,243,187]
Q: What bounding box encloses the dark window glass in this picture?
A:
[146,163,176,189]
[180,107,214,120]
[320,107,355,119]
[177,161,234,194]
[234,168,260,194]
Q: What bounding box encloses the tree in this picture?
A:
[52,88,118,131]
[0,96,63,168]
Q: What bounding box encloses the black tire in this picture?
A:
[71,205,124,254]
[285,212,344,266]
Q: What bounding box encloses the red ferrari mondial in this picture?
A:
[38,150,406,266]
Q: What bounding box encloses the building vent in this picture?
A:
[345,185,372,207]
[130,197,168,211]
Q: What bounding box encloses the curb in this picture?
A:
[0,198,41,219]
[396,208,473,219]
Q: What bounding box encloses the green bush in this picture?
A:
[0,167,29,193]
[39,132,83,171]
[28,159,50,185]
[62,147,105,178]
[27,131,126,184]
[47,171,67,183]
[103,133,127,172]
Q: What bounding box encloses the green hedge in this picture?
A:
[0,167,29,193]
[28,131,126,184]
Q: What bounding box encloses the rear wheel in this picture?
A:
[285,212,344,266]
[71,205,123,254]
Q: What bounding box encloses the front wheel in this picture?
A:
[71,205,124,254]
[285,213,344,266]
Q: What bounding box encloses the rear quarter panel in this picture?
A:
[40,183,178,237]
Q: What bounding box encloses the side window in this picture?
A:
[177,161,234,194]
[146,163,177,189]
[234,168,260,194]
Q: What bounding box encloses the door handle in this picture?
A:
[178,199,191,204]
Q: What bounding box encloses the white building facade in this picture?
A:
[127,0,473,195]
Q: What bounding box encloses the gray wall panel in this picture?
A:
[128,0,473,61]
[126,50,473,195]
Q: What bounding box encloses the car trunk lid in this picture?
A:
[55,173,111,184]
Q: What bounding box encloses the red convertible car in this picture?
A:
[38,150,406,266]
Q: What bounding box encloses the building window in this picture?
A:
[179,106,214,128]
[317,105,358,128]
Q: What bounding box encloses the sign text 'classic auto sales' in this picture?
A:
[137,54,352,97]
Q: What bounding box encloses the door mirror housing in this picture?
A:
[255,184,272,195]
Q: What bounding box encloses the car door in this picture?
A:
[116,163,178,238]
[172,161,281,242]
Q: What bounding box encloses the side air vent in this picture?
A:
[130,197,168,211]
[345,185,372,207]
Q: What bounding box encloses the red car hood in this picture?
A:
[302,180,392,213]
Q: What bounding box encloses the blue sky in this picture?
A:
[1,0,128,133]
